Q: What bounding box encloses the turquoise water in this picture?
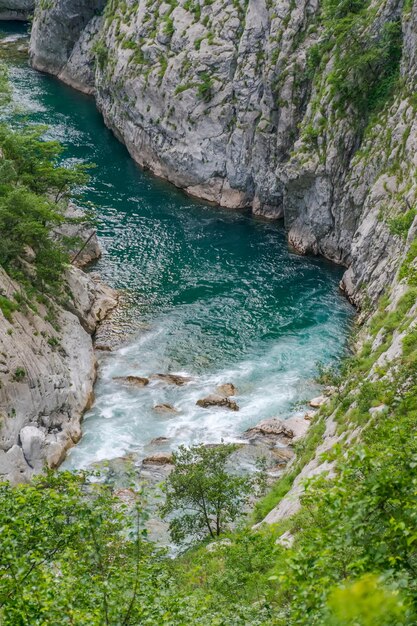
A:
[1,23,353,467]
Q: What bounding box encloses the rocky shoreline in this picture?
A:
[0,215,117,483]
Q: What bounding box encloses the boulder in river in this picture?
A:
[244,416,310,446]
[150,436,170,445]
[142,452,174,466]
[215,383,237,397]
[113,376,149,387]
[153,403,178,415]
[196,394,239,411]
[151,373,191,386]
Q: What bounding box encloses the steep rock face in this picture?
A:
[0,0,33,20]
[30,0,317,215]
[29,0,417,307]
[30,0,106,93]
[0,261,117,483]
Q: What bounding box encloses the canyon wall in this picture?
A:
[29,0,417,308]
[0,0,33,20]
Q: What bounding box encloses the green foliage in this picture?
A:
[0,70,91,296]
[0,471,186,625]
[399,239,417,285]
[304,0,403,149]
[161,443,264,545]
[0,125,90,201]
[322,0,402,116]
[92,38,109,69]
[387,208,417,239]
[325,574,407,625]
[12,367,25,381]
[0,295,18,322]
[0,64,11,108]
[197,71,214,102]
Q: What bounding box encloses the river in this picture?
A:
[1,21,353,471]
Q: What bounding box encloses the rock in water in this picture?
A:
[196,395,239,411]
[153,404,178,415]
[244,416,310,447]
[150,437,170,445]
[113,376,149,387]
[215,383,237,397]
[142,452,174,466]
[151,373,191,386]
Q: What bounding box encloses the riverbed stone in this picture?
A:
[244,417,310,446]
[150,436,170,445]
[153,403,178,415]
[151,373,191,386]
[196,394,239,411]
[215,383,237,397]
[142,452,174,466]
[113,376,150,387]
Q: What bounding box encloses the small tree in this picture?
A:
[161,443,265,545]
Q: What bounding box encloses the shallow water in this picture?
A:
[1,22,353,469]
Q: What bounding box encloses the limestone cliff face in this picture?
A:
[30,0,417,307]
[0,0,33,20]
[0,247,117,483]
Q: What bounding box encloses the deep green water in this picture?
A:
[1,22,353,467]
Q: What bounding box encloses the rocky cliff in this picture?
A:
[0,0,33,20]
[29,0,417,308]
[0,231,117,483]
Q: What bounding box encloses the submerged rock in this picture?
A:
[150,436,170,445]
[153,403,178,415]
[215,383,237,397]
[113,376,149,387]
[196,394,239,411]
[151,373,191,386]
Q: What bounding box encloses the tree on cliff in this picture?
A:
[0,64,91,296]
[160,443,266,546]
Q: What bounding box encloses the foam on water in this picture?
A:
[1,22,354,470]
